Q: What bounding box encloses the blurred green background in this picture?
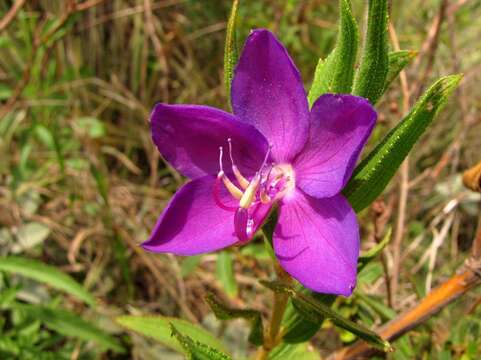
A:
[1,0,481,359]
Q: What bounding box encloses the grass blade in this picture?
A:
[0,256,95,307]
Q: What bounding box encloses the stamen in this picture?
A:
[213,174,237,212]
[228,138,250,189]
[218,146,243,199]
[239,172,261,209]
[260,189,271,204]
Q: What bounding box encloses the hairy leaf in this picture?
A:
[205,293,263,346]
[224,0,239,108]
[353,0,389,104]
[116,315,229,355]
[344,74,462,212]
[384,50,417,92]
[260,281,392,352]
[308,0,359,106]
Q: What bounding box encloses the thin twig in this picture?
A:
[0,0,26,33]
[388,21,411,306]
[330,264,481,360]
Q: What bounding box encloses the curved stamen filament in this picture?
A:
[218,146,243,199]
[213,174,237,212]
[228,138,250,189]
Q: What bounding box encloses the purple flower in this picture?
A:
[142,29,376,296]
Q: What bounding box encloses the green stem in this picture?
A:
[255,264,291,360]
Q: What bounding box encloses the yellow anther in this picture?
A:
[232,165,250,189]
[260,190,271,204]
[239,173,261,209]
[218,171,243,200]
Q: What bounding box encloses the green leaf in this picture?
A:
[268,342,321,360]
[0,257,95,306]
[344,74,462,212]
[205,293,263,346]
[116,315,229,355]
[308,0,359,106]
[353,0,389,104]
[224,0,239,108]
[17,304,123,353]
[170,323,232,360]
[216,251,238,298]
[260,281,392,352]
[358,227,392,272]
[281,289,335,343]
[384,50,417,92]
[357,293,396,321]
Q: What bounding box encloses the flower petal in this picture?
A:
[294,94,376,198]
[274,191,359,296]
[142,176,239,255]
[151,104,269,179]
[231,29,309,163]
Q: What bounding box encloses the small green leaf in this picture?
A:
[353,0,389,104]
[216,251,238,298]
[308,0,359,106]
[260,281,392,352]
[17,304,123,353]
[344,74,462,212]
[116,315,229,355]
[358,227,392,272]
[205,293,263,346]
[224,0,239,108]
[0,257,95,306]
[282,289,335,343]
[170,323,232,360]
[356,293,396,321]
[268,342,321,360]
[384,50,417,92]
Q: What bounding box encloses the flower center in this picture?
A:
[213,139,295,243]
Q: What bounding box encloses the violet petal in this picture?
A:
[231,29,309,163]
[151,103,269,179]
[142,176,239,255]
[274,191,359,296]
[294,94,377,198]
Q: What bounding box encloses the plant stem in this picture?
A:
[255,263,291,360]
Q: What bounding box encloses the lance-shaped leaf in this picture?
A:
[344,74,462,212]
[260,281,392,352]
[0,256,95,307]
[116,315,229,355]
[281,290,335,343]
[357,227,392,273]
[205,293,263,346]
[383,50,417,92]
[308,0,359,106]
[353,0,389,104]
[224,0,239,107]
[170,324,232,360]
